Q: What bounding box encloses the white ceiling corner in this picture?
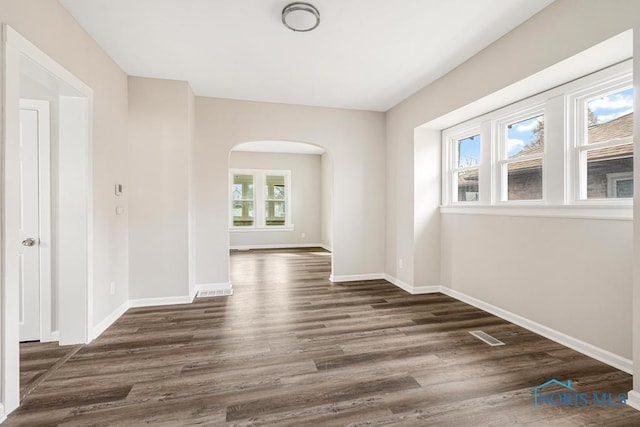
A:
[60,0,554,111]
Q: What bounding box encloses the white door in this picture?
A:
[18,106,42,341]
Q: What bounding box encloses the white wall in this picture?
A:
[128,77,191,299]
[321,152,333,250]
[194,97,385,285]
[229,151,322,247]
[386,0,640,361]
[0,0,129,331]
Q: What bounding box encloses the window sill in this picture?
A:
[230,226,295,232]
[439,204,632,221]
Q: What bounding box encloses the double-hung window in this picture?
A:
[497,109,545,202]
[441,59,633,218]
[446,131,481,203]
[570,82,633,202]
[230,169,292,230]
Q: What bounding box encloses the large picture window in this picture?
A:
[230,169,292,230]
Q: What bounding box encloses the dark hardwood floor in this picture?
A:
[6,248,640,425]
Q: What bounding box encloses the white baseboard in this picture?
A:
[129,295,195,308]
[230,243,325,250]
[91,300,130,341]
[383,274,440,294]
[627,390,640,411]
[50,330,60,342]
[439,287,633,374]
[195,282,234,297]
[189,286,198,302]
[329,273,385,282]
[380,274,633,374]
[319,243,332,252]
[0,402,6,424]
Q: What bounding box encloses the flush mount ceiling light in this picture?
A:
[282,2,320,32]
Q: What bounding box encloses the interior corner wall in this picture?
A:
[194,97,385,285]
[633,18,640,391]
[386,0,640,360]
[187,85,196,297]
[413,128,440,287]
[229,151,321,247]
[321,152,334,250]
[0,0,130,330]
[128,76,191,299]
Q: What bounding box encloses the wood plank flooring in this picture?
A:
[6,248,640,425]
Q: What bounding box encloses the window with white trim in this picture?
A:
[499,110,545,201]
[570,85,633,201]
[230,169,292,229]
[446,130,481,203]
[441,59,633,216]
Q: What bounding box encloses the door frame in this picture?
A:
[19,99,52,343]
[1,25,94,416]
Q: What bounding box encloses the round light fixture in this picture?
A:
[282,2,320,32]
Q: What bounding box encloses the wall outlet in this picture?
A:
[110,281,115,295]
[301,232,306,239]
[399,259,404,269]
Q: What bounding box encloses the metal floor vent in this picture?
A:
[197,289,233,298]
[469,330,505,346]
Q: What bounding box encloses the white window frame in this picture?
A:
[229,169,293,231]
[566,70,633,206]
[494,105,546,204]
[442,126,481,205]
[440,59,633,220]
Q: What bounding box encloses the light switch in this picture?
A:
[115,184,123,196]
[116,207,125,215]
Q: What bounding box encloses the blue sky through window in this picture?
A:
[457,134,480,167]
[507,115,543,157]
[587,87,633,125]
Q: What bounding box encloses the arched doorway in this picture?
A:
[227,140,334,285]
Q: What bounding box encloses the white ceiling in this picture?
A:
[232,141,325,155]
[60,0,554,112]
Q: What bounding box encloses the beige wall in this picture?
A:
[194,97,385,285]
[633,21,640,392]
[128,77,191,299]
[229,151,322,247]
[0,0,130,327]
[441,215,633,358]
[385,0,640,360]
[321,152,333,250]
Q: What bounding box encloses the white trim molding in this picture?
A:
[329,273,385,283]
[91,300,130,341]
[380,276,633,374]
[50,331,60,342]
[439,287,633,374]
[0,403,6,424]
[195,282,234,297]
[440,205,632,221]
[319,243,332,252]
[627,390,640,411]
[129,295,195,308]
[230,243,326,250]
[383,274,440,295]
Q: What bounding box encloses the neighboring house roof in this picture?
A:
[458,112,634,185]
[506,112,633,174]
[588,112,633,144]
